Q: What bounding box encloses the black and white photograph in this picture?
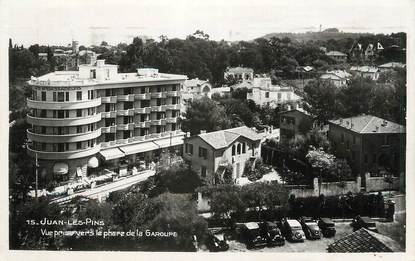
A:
[2,0,414,258]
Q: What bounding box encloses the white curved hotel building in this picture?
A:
[26,60,186,182]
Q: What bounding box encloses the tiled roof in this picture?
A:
[226,67,254,74]
[326,51,347,57]
[350,66,379,73]
[197,126,261,150]
[329,115,405,134]
[327,228,402,252]
[378,62,406,69]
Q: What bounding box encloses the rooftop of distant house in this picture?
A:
[378,62,406,69]
[350,66,379,73]
[225,67,254,74]
[183,78,210,87]
[320,70,352,80]
[328,228,402,252]
[329,115,405,134]
[326,51,347,57]
[28,60,187,87]
[189,126,262,150]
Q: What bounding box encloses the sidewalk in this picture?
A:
[51,170,155,204]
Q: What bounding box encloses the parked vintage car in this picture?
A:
[299,217,321,240]
[205,232,229,252]
[351,215,378,232]
[236,222,268,249]
[317,217,336,237]
[280,218,305,242]
[259,221,285,247]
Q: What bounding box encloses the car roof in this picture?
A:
[286,219,301,227]
[320,218,334,224]
[245,222,260,229]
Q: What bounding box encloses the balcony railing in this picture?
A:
[27,128,101,143]
[27,98,102,110]
[101,111,117,118]
[134,93,151,100]
[134,121,151,128]
[166,90,180,97]
[101,125,117,133]
[26,113,102,126]
[151,92,167,98]
[117,109,135,116]
[118,94,135,102]
[117,123,135,131]
[151,119,166,125]
[101,96,117,103]
[165,104,181,110]
[134,107,151,114]
[165,117,178,123]
[27,145,100,160]
[150,105,166,112]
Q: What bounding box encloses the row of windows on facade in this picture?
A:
[339,132,393,148]
[32,108,97,118]
[104,85,179,96]
[32,85,180,102]
[33,90,95,102]
[33,123,96,135]
[32,139,96,152]
[263,91,291,100]
[103,125,177,141]
[103,97,180,111]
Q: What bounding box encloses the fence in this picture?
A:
[288,177,361,198]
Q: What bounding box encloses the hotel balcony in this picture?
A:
[165,104,181,110]
[100,140,117,149]
[151,92,167,98]
[117,109,135,116]
[151,119,166,125]
[27,128,101,143]
[166,91,180,97]
[135,93,151,100]
[101,111,117,118]
[127,136,145,143]
[101,96,118,103]
[101,125,117,133]
[118,94,135,102]
[150,105,166,112]
[27,113,102,127]
[27,98,101,110]
[27,144,101,160]
[134,107,151,114]
[165,117,179,124]
[134,121,151,128]
[117,123,135,131]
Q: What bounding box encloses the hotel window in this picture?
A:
[76,142,82,150]
[41,91,46,101]
[156,99,162,106]
[157,86,161,93]
[172,111,177,117]
[53,92,57,101]
[65,92,69,101]
[41,126,46,134]
[57,92,65,102]
[172,85,177,91]
[58,143,65,152]
[77,109,82,117]
[40,110,47,118]
[171,123,176,131]
[105,89,113,96]
[265,92,269,98]
[77,126,83,133]
[90,69,96,79]
[232,145,236,156]
[140,88,146,94]
[76,91,82,101]
[242,142,246,154]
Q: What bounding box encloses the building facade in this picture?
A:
[183,126,262,185]
[320,70,351,87]
[181,78,212,114]
[279,109,314,143]
[326,51,348,63]
[247,77,302,109]
[27,60,186,183]
[224,67,254,82]
[327,115,405,178]
[350,66,380,81]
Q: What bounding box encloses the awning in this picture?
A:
[53,162,68,175]
[87,157,99,168]
[153,136,184,149]
[99,148,125,160]
[119,141,159,155]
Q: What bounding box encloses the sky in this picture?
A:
[3,0,413,47]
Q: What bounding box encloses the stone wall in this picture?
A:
[289,177,361,198]
[365,173,400,192]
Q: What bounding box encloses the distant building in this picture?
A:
[247,77,302,109]
[326,51,348,63]
[181,78,212,113]
[38,53,48,61]
[183,126,262,185]
[53,40,98,71]
[224,67,254,82]
[378,62,406,72]
[350,66,380,81]
[279,109,314,143]
[320,70,351,87]
[327,115,405,177]
[210,86,231,97]
[328,228,402,252]
[349,42,384,61]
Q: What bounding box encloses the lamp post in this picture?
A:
[35,152,39,201]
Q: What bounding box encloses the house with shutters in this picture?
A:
[183,126,262,185]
